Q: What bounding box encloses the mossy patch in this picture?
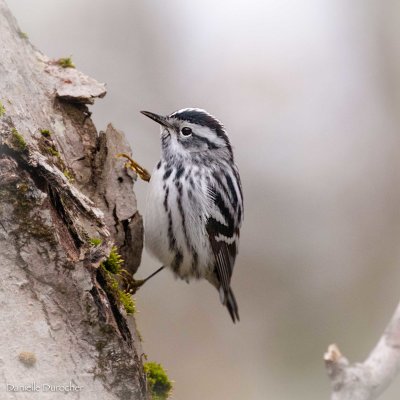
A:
[40,129,51,137]
[63,169,75,183]
[102,246,123,274]
[11,128,27,152]
[144,362,173,400]
[101,267,136,314]
[18,31,28,39]
[101,247,136,314]
[118,289,136,314]
[0,101,5,117]
[46,146,59,157]
[89,237,103,247]
[57,56,75,69]
[37,133,75,183]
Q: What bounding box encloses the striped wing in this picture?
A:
[206,165,243,322]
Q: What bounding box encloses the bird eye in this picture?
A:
[181,127,192,136]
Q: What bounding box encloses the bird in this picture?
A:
[122,108,243,322]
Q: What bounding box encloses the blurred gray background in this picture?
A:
[7,0,400,399]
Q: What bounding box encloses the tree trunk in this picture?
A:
[0,1,148,399]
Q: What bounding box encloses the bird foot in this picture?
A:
[117,153,151,182]
[128,279,146,294]
[122,266,165,294]
[119,269,146,294]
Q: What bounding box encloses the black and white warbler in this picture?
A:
[128,108,244,323]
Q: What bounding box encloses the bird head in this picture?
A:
[141,108,233,162]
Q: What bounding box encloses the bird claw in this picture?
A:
[120,265,165,294]
[128,279,146,294]
[116,153,151,182]
[119,269,146,294]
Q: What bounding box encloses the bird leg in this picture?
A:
[120,266,166,294]
[117,153,151,182]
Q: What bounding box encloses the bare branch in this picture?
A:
[325,301,400,400]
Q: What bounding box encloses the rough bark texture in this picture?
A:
[0,1,148,399]
[324,301,400,400]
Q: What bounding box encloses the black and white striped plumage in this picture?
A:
[142,108,243,322]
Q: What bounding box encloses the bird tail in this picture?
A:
[219,286,240,323]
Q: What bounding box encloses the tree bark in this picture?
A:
[0,1,148,399]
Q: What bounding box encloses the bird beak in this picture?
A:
[140,111,174,129]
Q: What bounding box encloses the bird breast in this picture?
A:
[144,161,213,281]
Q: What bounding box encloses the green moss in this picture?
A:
[38,135,67,172]
[118,289,136,314]
[101,246,136,314]
[57,56,75,69]
[89,238,103,247]
[63,169,75,183]
[11,128,27,151]
[37,135,76,185]
[144,362,173,400]
[18,31,28,39]
[40,129,51,137]
[0,101,5,117]
[103,246,124,274]
[46,146,59,157]
[101,265,136,314]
